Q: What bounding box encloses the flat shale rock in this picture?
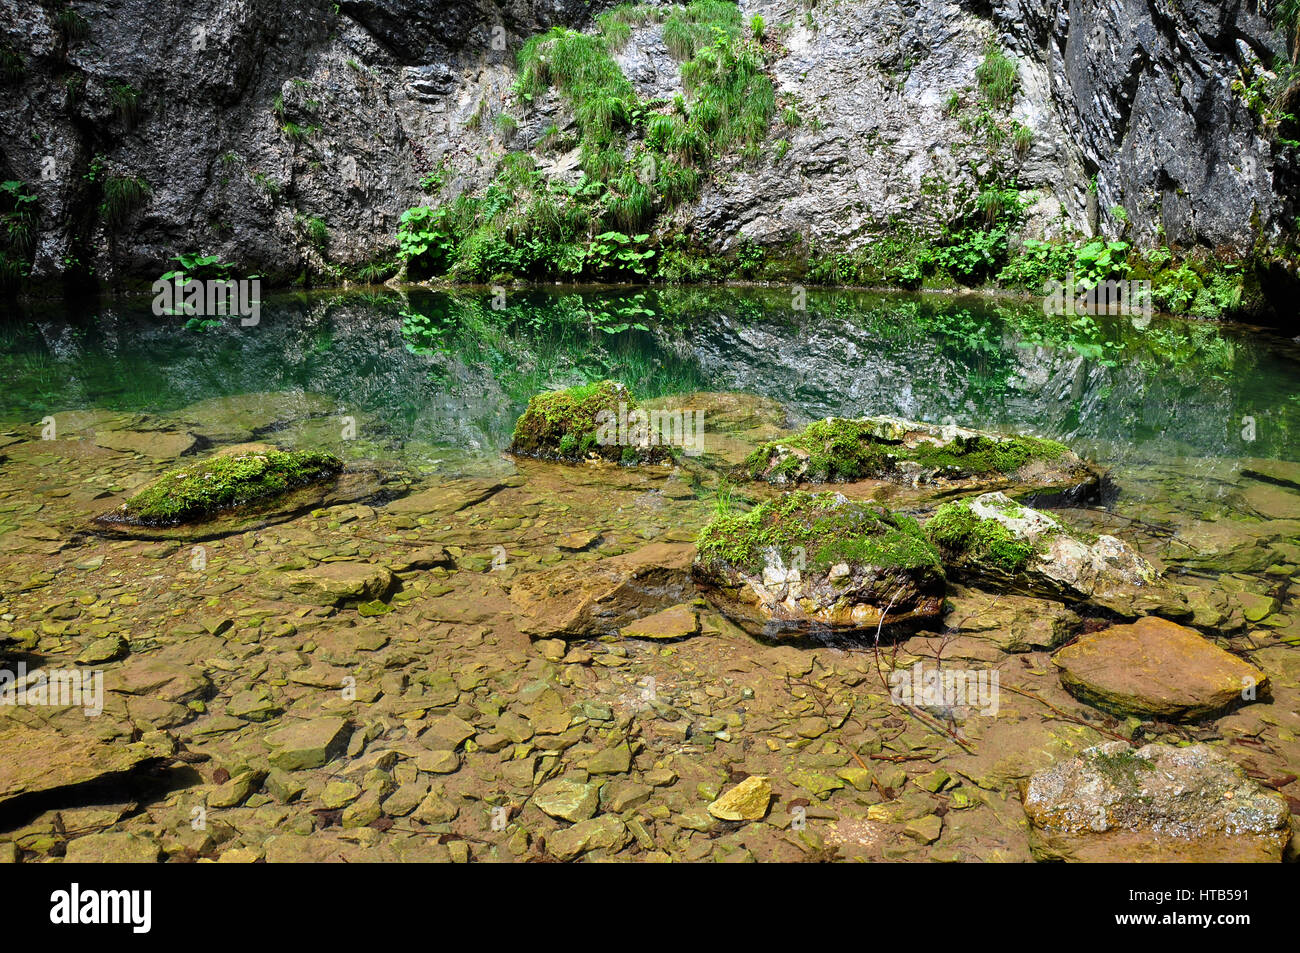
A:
[510,541,696,639]
[1053,617,1267,720]
[0,721,172,806]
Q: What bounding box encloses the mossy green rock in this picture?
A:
[509,380,671,465]
[695,491,946,636]
[743,416,1097,500]
[925,492,1190,620]
[99,447,343,526]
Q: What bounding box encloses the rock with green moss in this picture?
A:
[96,447,344,527]
[694,491,946,637]
[743,416,1099,501]
[1023,742,1291,862]
[509,380,672,465]
[925,492,1189,620]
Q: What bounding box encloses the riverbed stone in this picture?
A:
[546,815,627,860]
[282,562,394,605]
[707,776,772,821]
[510,541,696,639]
[619,603,700,640]
[533,777,601,822]
[1023,742,1291,862]
[264,717,349,770]
[1053,617,1267,720]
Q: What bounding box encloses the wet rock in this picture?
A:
[533,777,601,822]
[509,380,673,465]
[1023,742,1291,862]
[0,722,172,806]
[94,429,198,459]
[1238,482,1300,521]
[546,815,627,861]
[282,562,394,605]
[227,686,280,722]
[926,492,1189,620]
[64,832,161,863]
[619,603,700,640]
[264,717,350,771]
[94,447,343,528]
[1053,617,1267,720]
[510,541,696,639]
[695,491,945,637]
[903,814,944,844]
[743,416,1100,502]
[76,634,128,665]
[707,776,772,821]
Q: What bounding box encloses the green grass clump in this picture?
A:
[924,499,1037,574]
[100,175,151,228]
[976,43,1018,108]
[116,449,344,525]
[697,491,942,576]
[663,0,743,59]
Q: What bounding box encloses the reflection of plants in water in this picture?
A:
[398,291,709,403]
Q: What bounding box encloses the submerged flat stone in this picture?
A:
[1054,617,1268,720]
[282,562,394,605]
[265,717,350,771]
[619,603,700,640]
[0,721,172,806]
[510,541,696,639]
[93,429,197,459]
[1023,742,1291,862]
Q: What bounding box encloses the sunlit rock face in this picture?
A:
[0,0,1290,287]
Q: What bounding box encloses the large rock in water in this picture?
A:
[94,447,344,528]
[508,380,672,465]
[742,416,1101,503]
[694,491,945,637]
[1023,742,1291,862]
[925,492,1189,620]
[510,542,696,639]
[1053,617,1268,720]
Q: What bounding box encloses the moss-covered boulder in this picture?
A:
[742,416,1098,501]
[925,492,1189,620]
[509,380,673,465]
[97,447,344,527]
[694,491,946,637]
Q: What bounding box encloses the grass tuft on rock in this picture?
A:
[924,498,1037,574]
[697,490,942,576]
[116,449,343,526]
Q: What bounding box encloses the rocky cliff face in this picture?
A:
[0,0,1294,291]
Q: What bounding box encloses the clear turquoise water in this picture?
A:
[1,287,1297,467]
